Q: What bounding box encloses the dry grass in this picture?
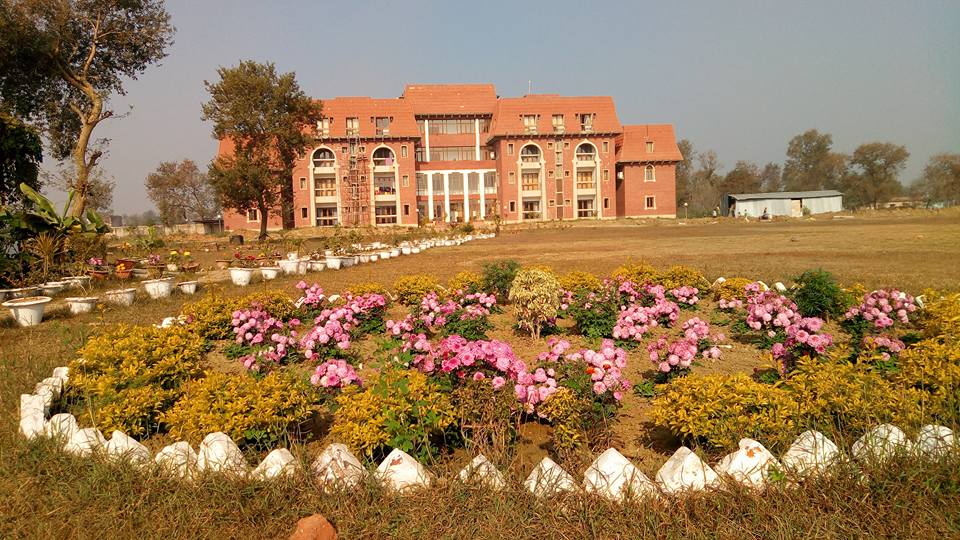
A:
[2,210,959,538]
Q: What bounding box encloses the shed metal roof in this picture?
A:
[729,190,843,201]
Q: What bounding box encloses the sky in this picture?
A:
[44,0,960,213]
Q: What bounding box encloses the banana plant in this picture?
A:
[9,182,110,237]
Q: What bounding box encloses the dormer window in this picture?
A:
[346,117,359,136]
[552,114,565,133]
[646,141,654,153]
[522,114,538,134]
[317,118,331,137]
[375,117,391,136]
[578,113,594,132]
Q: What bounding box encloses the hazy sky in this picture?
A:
[45,0,960,213]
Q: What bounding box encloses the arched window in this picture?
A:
[312,148,335,168]
[576,143,596,160]
[373,147,395,166]
[520,144,540,163]
[645,165,656,182]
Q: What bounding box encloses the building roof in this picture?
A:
[319,97,419,138]
[488,95,622,137]
[729,190,843,201]
[616,124,683,163]
[401,84,497,116]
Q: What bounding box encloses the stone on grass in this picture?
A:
[252,448,300,480]
[19,393,46,439]
[52,366,70,384]
[64,427,106,456]
[852,424,910,460]
[458,454,506,490]
[655,447,719,494]
[155,441,198,478]
[914,425,955,457]
[774,282,788,293]
[105,430,151,465]
[524,456,577,497]
[21,392,46,417]
[44,413,79,441]
[376,448,433,491]
[311,443,366,491]
[583,448,656,501]
[36,376,64,397]
[714,438,781,488]
[780,430,840,476]
[196,432,249,477]
[289,513,338,540]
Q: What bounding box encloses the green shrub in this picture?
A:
[452,380,517,454]
[509,268,561,339]
[481,259,520,300]
[393,274,440,306]
[791,269,850,319]
[558,270,602,294]
[538,387,589,454]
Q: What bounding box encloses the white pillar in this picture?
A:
[427,174,435,221]
[595,161,601,219]
[424,119,430,162]
[443,172,451,223]
[474,119,481,160]
[479,171,486,220]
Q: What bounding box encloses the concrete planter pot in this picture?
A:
[401,246,412,256]
[359,254,371,263]
[177,281,199,295]
[103,288,137,306]
[10,287,40,298]
[65,296,99,315]
[378,250,391,260]
[0,289,12,301]
[390,248,401,258]
[229,267,255,286]
[142,278,174,299]
[2,296,53,327]
[341,256,357,268]
[411,246,422,254]
[369,254,379,262]
[64,275,92,290]
[260,267,281,280]
[278,259,299,275]
[297,259,309,274]
[307,260,325,272]
[325,256,343,270]
[41,282,66,296]
[286,252,299,260]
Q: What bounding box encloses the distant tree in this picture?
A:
[0,112,42,205]
[145,159,219,226]
[688,150,723,213]
[842,142,909,209]
[0,0,174,217]
[675,139,695,208]
[202,60,322,239]
[782,129,848,191]
[120,209,160,227]
[43,162,114,214]
[759,162,783,192]
[720,160,763,195]
[912,153,960,206]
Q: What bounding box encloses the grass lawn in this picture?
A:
[1,210,959,538]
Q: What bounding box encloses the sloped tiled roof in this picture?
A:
[488,95,622,137]
[616,124,683,163]
[401,84,497,116]
[318,97,419,138]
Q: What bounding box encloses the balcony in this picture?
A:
[575,152,596,162]
[576,181,596,192]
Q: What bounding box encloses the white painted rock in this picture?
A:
[33,384,56,411]
[105,431,151,464]
[583,448,656,501]
[914,425,955,456]
[155,441,198,478]
[52,366,70,384]
[44,413,79,441]
[524,456,577,497]
[21,392,46,417]
[711,277,726,288]
[196,432,249,477]
[852,424,911,460]
[714,438,781,488]
[64,427,106,456]
[376,448,433,491]
[774,282,788,293]
[458,454,506,491]
[311,443,366,491]
[780,430,840,476]
[251,448,300,480]
[20,394,46,439]
[36,376,64,397]
[655,447,719,493]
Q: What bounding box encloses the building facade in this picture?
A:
[220,84,682,231]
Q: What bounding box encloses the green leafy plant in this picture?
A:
[791,269,850,319]
[481,259,520,300]
[509,268,561,339]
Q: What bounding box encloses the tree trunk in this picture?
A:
[258,199,269,241]
[67,96,103,218]
[280,178,295,229]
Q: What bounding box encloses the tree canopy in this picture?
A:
[146,159,219,226]
[782,129,848,191]
[842,142,909,209]
[0,112,42,205]
[912,153,960,206]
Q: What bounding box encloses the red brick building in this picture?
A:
[220,84,682,231]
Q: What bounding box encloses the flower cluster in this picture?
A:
[745,291,801,332]
[669,286,700,307]
[647,317,723,376]
[718,298,743,311]
[403,335,528,391]
[742,290,832,373]
[611,285,680,343]
[232,251,258,268]
[770,316,833,373]
[147,253,161,266]
[532,338,631,408]
[844,289,918,329]
[231,305,300,372]
[860,334,906,361]
[515,366,559,414]
[311,359,361,389]
[299,306,356,360]
[387,290,496,341]
[87,257,104,267]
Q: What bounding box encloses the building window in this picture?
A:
[547,170,554,177]
[645,196,656,209]
[577,199,595,218]
[509,200,516,213]
[522,200,541,219]
[425,146,476,161]
[315,177,336,197]
[373,147,395,167]
[299,177,306,190]
[564,141,570,148]
[374,175,396,195]
[403,204,410,216]
[402,175,409,188]
[375,116,390,136]
[340,146,347,154]
[520,144,540,163]
[375,205,398,224]
[312,148,335,168]
[246,209,258,221]
[401,145,408,158]
[300,207,308,219]
[548,199,555,206]
[521,172,539,191]
[426,118,476,135]
[575,143,595,161]
[576,170,594,190]
[547,142,553,149]
[564,170,570,177]
[552,114,565,133]
[602,141,609,153]
[578,113,594,132]
[508,171,516,184]
[317,118,331,137]
[507,143,514,155]
[346,117,359,136]
[316,206,337,227]
[603,197,610,209]
[603,169,609,182]
[522,114,538,134]
[646,141,655,153]
[645,165,656,182]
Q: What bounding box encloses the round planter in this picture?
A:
[286,252,299,261]
[0,289,12,301]
[229,267,255,286]
[41,282,66,296]
[64,276,92,289]
[369,254,379,262]
[115,269,132,280]
[215,260,230,270]
[278,259,299,275]
[181,263,200,274]
[142,278,174,299]
[411,247,421,254]
[65,296,99,315]
[103,288,137,306]
[390,248,401,258]
[341,256,356,268]
[177,281,199,295]
[307,260,325,272]
[131,269,149,279]
[401,246,412,256]
[359,254,371,264]
[325,256,343,270]
[260,267,281,280]
[297,259,309,275]
[10,287,40,298]
[2,296,53,327]
[89,269,109,280]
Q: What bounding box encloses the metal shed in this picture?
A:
[722,190,843,218]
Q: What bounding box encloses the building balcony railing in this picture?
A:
[372,157,395,167]
[522,211,541,220]
[520,154,540,163]
[576,182,596,191]
[346,128,360,137]
[575,153,596,161]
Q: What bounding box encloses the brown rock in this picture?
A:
[289,514,337,540]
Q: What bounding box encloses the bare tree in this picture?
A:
[43,161,114,214]
[145,159,219,226]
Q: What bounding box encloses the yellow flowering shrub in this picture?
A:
[163,371,320,448]
[523,263,556,275]
[509,268,561,339]
[611,260,660,286]
[651,374,797,450]
[538,387,587,453]
[447,270,484,293]
[712,277,753,301]
[660,265,709,290]
[331,369,455,461]
[918,291,960,340]
[558,270,602,294]
[182,291,295,340]
[893,338,960,419]
[241,290,297,320]
[348,281,389,297]
[393,274,440,306]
